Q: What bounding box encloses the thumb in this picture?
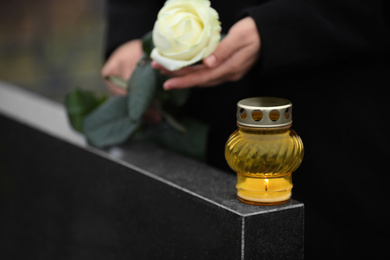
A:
[203,32,240,68]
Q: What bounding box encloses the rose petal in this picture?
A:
[151,47,205,71]
[152,0,221,70]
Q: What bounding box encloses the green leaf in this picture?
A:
[83,96,140,148]
[105,75,127,89]
[139,118,209,161]
[142,31,154,57]
[64,89,107,133]
[127,60,158,122]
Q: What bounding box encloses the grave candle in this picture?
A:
[225,97,304,205]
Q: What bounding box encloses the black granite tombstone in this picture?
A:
[0,82,304,259]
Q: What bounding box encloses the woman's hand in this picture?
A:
[101,39,163,123]
[101,39,143,95]
[151,17,261,90]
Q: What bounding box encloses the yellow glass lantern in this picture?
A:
[225,97,304,205]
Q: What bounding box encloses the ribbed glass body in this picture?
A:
[225,124,304,205]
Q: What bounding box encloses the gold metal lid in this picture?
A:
[237,97,292,127]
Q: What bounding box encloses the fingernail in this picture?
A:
[205,55,217,67]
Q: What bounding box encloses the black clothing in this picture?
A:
[104,0,390,258]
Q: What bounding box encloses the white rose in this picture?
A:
[151,0,221,71]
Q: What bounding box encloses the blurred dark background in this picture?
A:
[0,0,108,101]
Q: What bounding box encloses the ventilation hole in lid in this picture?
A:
[240,108,247,119]
[269,110,280,121]
[252,110,263,121]
[284,108,291,119]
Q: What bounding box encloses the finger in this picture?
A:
[203,29,242,68]
[151,61,165,70]
[106,80,127,96]
[152,60,206,77]
[151,61,173,76]
[164,44,256,89]
[163,64,226,89]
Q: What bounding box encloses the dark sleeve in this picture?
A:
[242,0,390,75]
[104,0,164,59]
